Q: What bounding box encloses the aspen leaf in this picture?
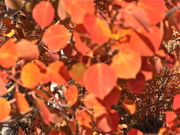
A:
[165,111,177,124]
[127,73,145,94]
[0,97,11,122]
[42,24,71,52]
[0,40,18,68]
[64,85,78,106]
[21,62,42,89]
[83,63,117,99]
[74,32,90,55]
[138,0,167,25]
[122,99,136,115]
[0,77,7,96]
[76,110,92,128]
[95,110,119,133]
[36,98,54,124]
[62,0,94,24]
[15,91,31,114]
[128,128,143,135]
[111,46,141,79]
[83,14,111,44]
[119,3,150,32]
[47,61,66,84]
[84,94,106,118]
[32,1,54,28]
[17,39,39,60]
[69,63,86,85]
[173,94,180,112]
[129,26,163,56]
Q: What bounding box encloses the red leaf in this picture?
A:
[83,63,117,99]
[83,14,111,44]
[173,94,180,112]
[42,24,71,52]
[64,85,78,106]
[165,111,177,124]
[0,97,11,122]
[32,1,54,28]
[111,45,141,79]
[127,73,145,94]
[95,110,119,133]
[128,128,143,135]
[62,0,94,24]
[101,87,120,109]
[17,39,39,60]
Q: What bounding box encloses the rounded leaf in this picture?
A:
[32,1,54,28]
[0,40,18,68]
[42,24,71,52]
[64,85,78,106]
[111,46,141,79]
[0,97,11,122]
[84,14,111,44]
[62,0,94,24]
[15,91,30,114]
[17,39,39,60]
[83,63,117,99]
[21,62,42,88]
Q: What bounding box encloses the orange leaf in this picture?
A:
[42,24,71,52]
[76,110,92,128]
[83,14,111,44]
[84,94,106,118]
[129,26,163,56]
[0,77,7,96]
[47,61,66,84]
[36,98,54,124]
[111,45,141,79]
[32,1,54,28]
[173,94,180,112]
[83,63,117,99]
[119,3,150,32]
[62,0,94,24]
[0,97,11,122]
[17,39,39,60]
[122,99,136,115]
[21,62,42,89]
[74,32,90,55]
[0,39,18,68]
[15,91,31,114]
[138,0,167,25]
[64,85,78,106]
